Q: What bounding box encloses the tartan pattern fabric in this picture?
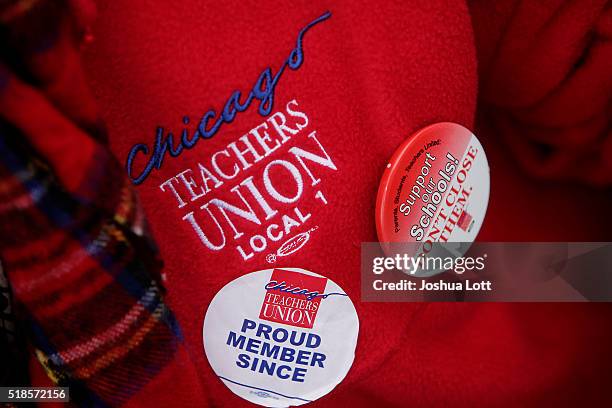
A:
[0,1,186,405]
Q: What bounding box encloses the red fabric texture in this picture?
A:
[23,0,608,406]
[0,1,205,406]
[470,0,612,184]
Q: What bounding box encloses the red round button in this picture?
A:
[376,122,490,256]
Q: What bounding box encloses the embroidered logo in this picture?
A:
[126,11,332,185]
[266,226,318,263]
[136,12,337,263]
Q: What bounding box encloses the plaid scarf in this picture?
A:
[0,1,190,405]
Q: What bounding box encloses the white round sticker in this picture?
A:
[203,268,359,407]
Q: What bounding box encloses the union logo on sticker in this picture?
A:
[203,268,359,407]
[260,269,327,329]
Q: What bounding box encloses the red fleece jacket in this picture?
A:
[25,0,612,406]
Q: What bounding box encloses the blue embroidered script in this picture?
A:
[126,11,332,185]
